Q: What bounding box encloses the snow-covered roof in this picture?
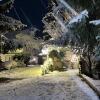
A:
[39,48,49,56]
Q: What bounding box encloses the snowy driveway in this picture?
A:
[0,70,99,100]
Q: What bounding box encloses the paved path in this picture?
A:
[0,70,99,100]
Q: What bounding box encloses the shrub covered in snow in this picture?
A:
[41,49,66,75]
[41,58,53,75]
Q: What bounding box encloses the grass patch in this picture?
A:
[0,66,42,79]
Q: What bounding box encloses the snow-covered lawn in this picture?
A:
[0,69,99,100]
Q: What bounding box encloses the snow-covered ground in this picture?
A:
[0,70,99,100]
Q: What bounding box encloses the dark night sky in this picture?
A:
[8,0,48,29]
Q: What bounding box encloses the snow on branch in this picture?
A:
[69,10,88,25]
[89,20,100,26]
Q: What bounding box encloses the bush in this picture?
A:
[41,58,53,75]
[49,50,59,59]
[3,60,17,70]
[41,49,66,75]
[13,53,30,67]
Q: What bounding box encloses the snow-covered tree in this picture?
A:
[0,0,14,13]
[43,0,100,78]
[0,0,26,53]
